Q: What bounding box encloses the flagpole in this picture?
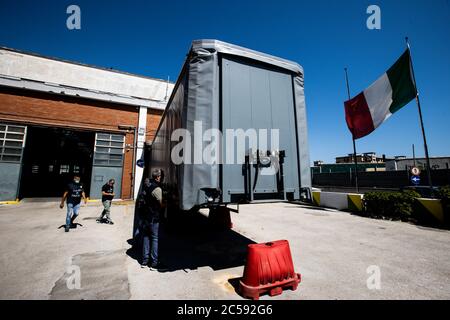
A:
[405,37,433,189]
[344,67,359,193]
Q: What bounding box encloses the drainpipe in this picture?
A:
[131,127,137,199]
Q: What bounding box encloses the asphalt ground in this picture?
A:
[0,199,449,299]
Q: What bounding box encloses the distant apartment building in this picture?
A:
[312,152,388,174]
[335,152,387,164]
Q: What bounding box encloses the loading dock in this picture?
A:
[0,46,174,201]
[20,125,95,198]
[1,123,127,201]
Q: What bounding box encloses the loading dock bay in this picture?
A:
[0,123,126,201]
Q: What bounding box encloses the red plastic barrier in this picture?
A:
[239,240,301,300]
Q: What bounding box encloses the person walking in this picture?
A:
[97,179,115,225]
[60,175,87,232]
[138,169,167,271]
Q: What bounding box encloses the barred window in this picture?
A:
[59,164,70,174]
[93,133,125,167]
[0,124,26,163]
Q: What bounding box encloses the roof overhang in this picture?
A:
[0,47,173,110]
[0,75,167,109]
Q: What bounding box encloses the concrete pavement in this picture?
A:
[0,200,449,299]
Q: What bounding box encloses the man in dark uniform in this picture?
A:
[138,169,167,271]
[60,175,87,232]
[97,178,115,224]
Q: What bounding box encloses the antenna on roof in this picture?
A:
[164,76,170,101]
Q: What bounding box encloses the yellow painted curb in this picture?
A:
[86,199,135,206]
[348,194,363,212]
[0,199,20,205]
[417,198,444,222]
[112,200,135,206]
[312,191,320,206]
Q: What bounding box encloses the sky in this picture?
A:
[0,0,449,163]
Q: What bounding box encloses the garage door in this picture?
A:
[0,124,27,201]
[89,133,125,200]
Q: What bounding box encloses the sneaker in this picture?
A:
[65,226,70,232]
[106,220,114,225]
[140,262,148,269]
[149,262,169,272]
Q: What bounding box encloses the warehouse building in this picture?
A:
[0,47,174,201]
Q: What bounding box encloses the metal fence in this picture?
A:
[312,169,450,189]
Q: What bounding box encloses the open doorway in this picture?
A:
[20,126,95,198]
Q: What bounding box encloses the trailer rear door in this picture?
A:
[221,55,300,202]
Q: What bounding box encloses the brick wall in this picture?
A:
[122,131,135,199]
[0,88,139,132]
[146,109,163,142]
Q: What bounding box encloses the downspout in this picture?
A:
[131,126,137,199]
[119,124,137,200]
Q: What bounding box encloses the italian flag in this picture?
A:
[344,49,417,139]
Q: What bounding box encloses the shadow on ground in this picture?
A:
[57,223,83,229]
[126,210,256,272]
[288,202,332,212]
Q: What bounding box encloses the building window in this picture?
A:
[0,124,26,163]
[60,164,70,174]
[32,165,39,174]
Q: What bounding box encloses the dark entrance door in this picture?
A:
[20,126,95,198]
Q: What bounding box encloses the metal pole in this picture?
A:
[344,67,359,193]
[412,144,416,167]
[405,37,433,188]
[165,76,170,101]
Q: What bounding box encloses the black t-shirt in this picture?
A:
[102,183,114,202]
[138,180,161,221]
[66,182,84,205]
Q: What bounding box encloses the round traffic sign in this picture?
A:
[410,167,421,176]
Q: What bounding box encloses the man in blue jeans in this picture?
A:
[60,175,87,232]
[138,170,167,271]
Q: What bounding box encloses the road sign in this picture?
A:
[411,175,420,185]
[136,159,145,168]
[410,167,421,176]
